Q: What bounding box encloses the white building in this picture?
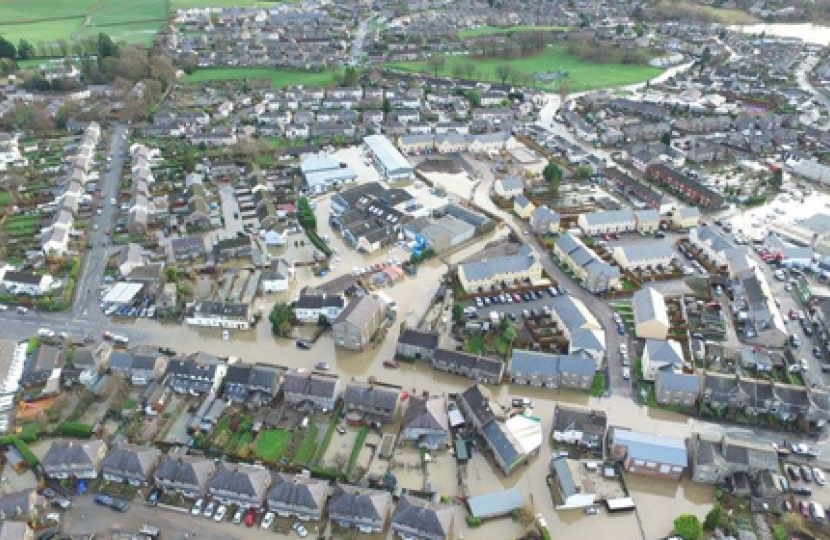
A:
[185,301,251,330]
[612,241,676,271]
[261,259,294,293]
[0,268,53,296]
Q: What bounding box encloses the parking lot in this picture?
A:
[467,285,564,322]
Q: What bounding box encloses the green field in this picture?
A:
[0,18,85,43]
[183,67,339,88]
[459,25,569,38]
[254,428,291,461]
[383,45,662,92]
[0,0,100,22]
[170,0,300,9]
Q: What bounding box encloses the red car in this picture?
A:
[244,508,257,527]
[383,360,399,369]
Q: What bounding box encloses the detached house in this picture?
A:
[608,427,688,480]
[267,472,328,521]
[641,339,686,381]
[208,463,272,509]
[101,443,161,486]
[396,327,440,360]
[328,484,392,534]
[332,296,384,351]
[631,286,670,340]
[293,288,345,323]
[400,396,450,450]
[551,405,607,451]
[42,439,107,480]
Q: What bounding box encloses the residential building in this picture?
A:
[267,472,328,521]
[0,490,47,524]
[170,236,206,261]
[608,427,688,479]
[109,352,168,386]
[0,270,53,296]
[553,234,621,293]
[550,405,607,451]
[101,443,161,486]
[631,286,670,340]
[550,295,606,366]
[431,348,504,385]
[646,163,725,209]
[400,396,450,449]
[332,296,384,351]
[0,522,33,540]
[396,327,440,360]
[611,241,676,271]
[689,433,780,485]
[281,370,340,411]
[293,288,345,323]
[21,344,63,388]
[507,350,596,391]
[671,206,700,230]
[185,301,250,330]
[577,209,635,235]
[494,177,524,199]
[634,210,661,233]
[222,364,280,405]
[42,439,107,480]
[513,194,535,219]
[655,371,702,406]
[343,382,401,426]
[155,456,216,498]
[641,339,686,381]
[261,259,294,293]
[328,484,392,533]
[549,457,596,509]
[208,463,271,509]
[529,205,560,235]
[391,496,455,540]
[457,245,541,292]
[164,354,223,395]
[688,226,735,268]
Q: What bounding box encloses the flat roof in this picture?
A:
[103,282,143,304]
[364,135,413,174]
[468,488,524,519]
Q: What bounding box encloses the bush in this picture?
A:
[297,197,317,230]
[57,422,94,438]
[309,466,341,481]
[465,515,482,527]
[306,229,332,256]
[12,438,39,468]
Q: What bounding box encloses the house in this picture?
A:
[631,286,670,340]
[634,209,661,233]
[550,404,607,451]
[481,417,528,475]
[332,296,384,351]
[170,236,206,261]
[185,301,250,330]
[646,163,725,209]
[529,205,560,235]
[164,355,223,395]
[328,484,392,533]
[293,289,345,323]
[21,344,63,388]
[155,456,216,498]
[0,522,33,540]
[494,177,524,199]
[431,348,505,385]
[266,472,329,521]
[739,348,775,374]
[400,396,450,449]
[508,350,596,391]
[457,245,541,292]
[109,352,168,386]
[550,457,596,509]
[42,439,107,480]
[688,226,735,268]
[457,384,497,431]
[655,371,702,406]
[1,270,53,296]
[343,382,401,426]
[689,433,780,485]
[553,234,621,293]
[577,209,635,235]
[671,206,700,230]
[118,243,146,277]
[513,194,535,219]
[641,339,686,381]
[608,427,688,480]
[281,370,340,412]
[391,496,455,540]
[222,364,280,405]
[101,443,161,486]
[396,327,440,360]
[603,167,666,211]
[611,241,676,271]
[208,463,272,509]
[550,295,606,366]
[213,236,252,262]
[0,490,48,523]
[261,259,294,293]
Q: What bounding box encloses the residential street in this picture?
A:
[794,54,830,129]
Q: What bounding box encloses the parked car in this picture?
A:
[800,501,811,517]
[213,504,228,522]
[622,367,630,380]
[383,359,399,369]
[296,340,312,350]
[788,465,801,481]
[260,511,275,529]
[314,362,329,370]
[232,508,244,524]
[244,508,257,527]
[793,486,812,496]
[801,465,814,482]
[292,522,309,538]
[814,468,827,486]
[191,498,204,515]
[203,500,216,518]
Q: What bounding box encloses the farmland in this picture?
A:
[383,45,663,92]
[183,67,339,88]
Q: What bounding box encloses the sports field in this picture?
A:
[383,45,662,92]
[458,25,569,38]
[183,67,339,88]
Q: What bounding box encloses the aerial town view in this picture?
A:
[2,0,830,539]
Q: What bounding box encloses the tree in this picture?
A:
[495,64,514,84]
[296,197,317,230]
[615,24,625,36]
[268,302,294,337]
[771,168,783,191]
[660,131,671,146]
[673,514,702,540]
[543,160,563,183]
[503,324,517,344]
[97,33,118,65]
[704,504,722,530]
[577,165,592,180]
[342,66,359,87]
[382,96,391,114]
[452,304,464,323]
[427,54,446,77]
[318,314,329,327]
[17,39,34,60]
[0,36,16,60]
[465,90,481,108]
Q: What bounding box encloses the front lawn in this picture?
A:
[184,67,339,89]
[589,373,606,397]
[254,428,292,461]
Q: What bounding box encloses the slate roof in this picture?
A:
[402,396,449,433]
[551,405,607,441]
[632,287,669,326]
[459,384,497,426]
[328,484,392,523]
[611,428,688,467]
[482,420,521,469]
[509,350,595,378]
[581,209,635,227]
[282,370,339,400]
[102,443,160,478]
[459,245,536,282]
[433,348,504,377]
[550,457,577,498]
[210,463,271,500]
[155,456,215,488]
[644,339,685,368]
[267,473,328,513]
[391,495,455,538]
[397,328,439,350]
[42,439,104,469]
[334,296,383,328]
[657,371,702,394]
[343,383,399,411]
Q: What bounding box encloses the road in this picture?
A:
[348,15,374,66]
[794,54,830,129]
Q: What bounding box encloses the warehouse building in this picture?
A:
[364,135,414,181]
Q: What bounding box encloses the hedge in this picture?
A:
[346,427,369,477]
[57,422,94,438]
[308,466,341,481]
[306,229,332,257]
[13,439,39,468]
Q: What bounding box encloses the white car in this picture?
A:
[619,343,627,355]
[292,522,309,538]
[622,367,630,380]
[213,504,228,522]
[191,498,204,515]
[814,468,826,485]
[37,328,55,339]
[261,512,275,529]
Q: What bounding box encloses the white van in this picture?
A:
[810,501,826,523]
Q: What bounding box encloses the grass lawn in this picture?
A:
[652,0,758,23]
[0,18,84,43]
[254,428,292,461]
[459,25,569,38]
[171,0,301,9]
[465,334,484,355]
[346,427,368,477]
[292,423,319,465]
[0,0,100,22]
[0,192,12,207]
[383,45,662,92]
[183,67,339,88]
[89,0,167,26]
[589,373,606,397]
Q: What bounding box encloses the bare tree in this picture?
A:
[331,453,348,470]
[495,64,513,84]
[427,54,446,77]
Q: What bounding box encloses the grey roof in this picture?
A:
[402,396,449,433]
[42,439,104,468]
[467,488,523,519]
[551,295,605,352]
[334,296,383,328]
[459,245,536,282]
[343,383,400,411]
[433,348,504,377]
[101,443,160,477]
[267,473,328,512]
[108,351,135,371]
[397,328,439,350]
[482,420,521,468]
[632,286,669,326]
[391,496,455,537]
[614,241,676,264]
[657,371,702,394]
[509,350,595,378]
[459,384,496,426]
[364,134,413,174]
[496,177,524,191]
[582,209,635,227]
[0,521,31,540]
[329,483,392,522]
[155,456,215,488]
[635,209,661,223]
[552,405,607,438]
[551,457,577,498]
[644,339,685,367]
[694,226,734,254]
[0,490,43,521]
[531,205,560,224]
[676,206,700,219]
[514,194,532,208]
[210,463,271,500]
[282,370,339,400]
[611,428,688,467]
